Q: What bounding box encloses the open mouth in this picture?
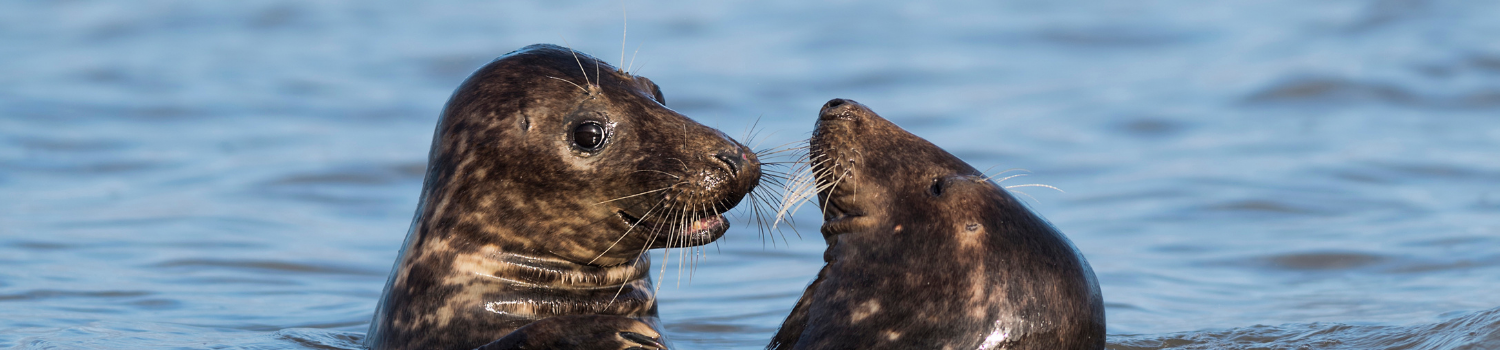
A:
[617,210,729,244]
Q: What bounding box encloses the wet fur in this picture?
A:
[769,99,1105,350]
[366,44,760,350]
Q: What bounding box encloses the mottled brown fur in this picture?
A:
[367,44,760,350]
[769,99,1104,350]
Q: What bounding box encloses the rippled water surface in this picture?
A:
[4,1,1500,349]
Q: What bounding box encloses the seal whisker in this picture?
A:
[991,173,1030,184]
[631,169,682,180]
[756,140,812,158]
[588,193,672,265]
[982,167,1027,179]
[741,116,765,150]
[665,157,689,173]
[737,188,771,242]
[639,199,677,249]
[602,186,683,256]
[754,169,792,185]
[627,43,643,75]
[618,0,627,71]
[805,152,853,215]
[727,154,793,243]
[544,75,589,94]
[679,203,697,285]
[640,203,676,295]
[764,191,802,240]
[631,59,651,77]
[745,189,784,245]
[770,154,821,230]
[769,173,813,231]
[770,175,827,231]
[686,202,709,283]
[558,37,593,88]
[604,266,633,308]
[818,167,853,217]
[651,205,682,294]
[595,186,673,205]
[1003,183,1065,193]
[672,202,691,287]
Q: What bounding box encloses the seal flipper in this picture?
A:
[476,315,666,350]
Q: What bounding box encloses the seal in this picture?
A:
[365,44,762,350]
[768,99,1104,350]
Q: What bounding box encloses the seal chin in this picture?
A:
[676,214,729,245]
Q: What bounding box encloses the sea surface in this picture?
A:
[4,1,1500,349]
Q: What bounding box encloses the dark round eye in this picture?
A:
[572,122,606,150]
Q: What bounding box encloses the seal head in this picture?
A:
[366,44,761,350]
[769,99,1104,350]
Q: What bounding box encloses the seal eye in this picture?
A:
[573,122,606,150]
[929,178,945,197]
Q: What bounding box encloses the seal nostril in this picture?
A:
[819,98,861,121]
[714,152,741,176]
[824,99,848,109]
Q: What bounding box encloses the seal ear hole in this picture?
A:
[929,178,945,197]
[572,121,607,151]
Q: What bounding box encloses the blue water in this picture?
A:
[4,1,1500,349]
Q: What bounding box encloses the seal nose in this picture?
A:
[714,149,747,177]
[711,145,762,201]
[819,98,860,121]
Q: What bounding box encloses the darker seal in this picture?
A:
[366,44,761,350]
[769,99,1104,350]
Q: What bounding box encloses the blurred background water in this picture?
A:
[3,0,1500,349]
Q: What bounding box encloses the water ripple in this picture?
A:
[149,259,383,277]
[1109,306,1500,350]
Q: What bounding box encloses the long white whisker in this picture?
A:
[588,193,671,265]
[596,187,672,205]
[1005,183,1064,193]
[619,0,628,70]
[545,76,588,94]
[559,36,592,87]
[628,43,643,75]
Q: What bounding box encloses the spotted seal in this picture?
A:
[365,44,762,350]
[769,99,1104,350]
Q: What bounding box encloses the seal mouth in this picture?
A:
[815,184,869,238]
[616,210,729,247]
[821,197,862,223]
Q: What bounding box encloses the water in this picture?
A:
[3,0,1500,349]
